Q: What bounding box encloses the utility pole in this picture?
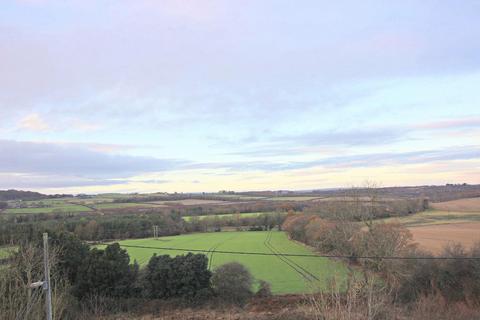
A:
[27,233,53,320]
[43,233,53,320]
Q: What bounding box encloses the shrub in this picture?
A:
[143,253,212,300]
[282,214,315,242]
[255,280,272,298]
[73,243,139,299]
[211,262,253,305]
[398,242,480,305]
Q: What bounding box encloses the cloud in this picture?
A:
[414,116,480,130]
[224,127,405,159]
[0,139,186,181]
[18,113,50,131]
[279,128,404,147]
[2,139,478,191]
[192,145,480,172]
[313,147,480,169]
[0,173,129,189]
[69,119,103,132]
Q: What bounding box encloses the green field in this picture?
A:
[102,231,350,294]
[4,204,92,214]
[0,246,17,259]
[183,212,282,221]
[382,209,480,227]
[267,196,321,201]
[92,202,161,210]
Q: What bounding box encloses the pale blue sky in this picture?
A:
[0,0,479,193]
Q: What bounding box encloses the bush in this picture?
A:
[211,262,253,305]
[143,253,212,300]
[255,280,272,297]
[398,242,480,305]
[73,243,139,299]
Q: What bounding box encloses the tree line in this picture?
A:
[0,211,288,246]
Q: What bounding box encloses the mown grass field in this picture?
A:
[153,199,233,206]
[267,196,321,201]
[182,212,282,221]
[4,204,92,214]
[102,231,350,294]
[92,202,162,210]
[382,209,480,227]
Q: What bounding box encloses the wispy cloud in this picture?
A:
[193,146,480,172]
[278,128,404,147]
[18,113,50,132]
[413,116,480,130]
[1,1,480,191]
[0,139,185,179]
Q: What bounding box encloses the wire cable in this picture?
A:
[113,243,480,260]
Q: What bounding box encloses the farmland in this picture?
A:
[381,201,480,253]
[183,212,282,221]
[102,231,350,294]
[4,203,92,214]
[430,197,480,212]
[157,199,235,205]
[408,222,480,254]
[92,202,163,210]
[267,196,322,201]
[383,209,480,227]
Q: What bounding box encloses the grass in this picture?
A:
[101,231,350,294]
[69,198,116,205]
[214,195,267,200]
[4,204,92,214]
[22,198,76,205]
[382,209,480,227]
[0,246,17,259]
[153,199,231,205]
[93,202,161,210]
[267,196,321,201]
[183,212,282,221]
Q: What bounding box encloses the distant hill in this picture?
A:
[242,184,480,202]
[0,189,72,201]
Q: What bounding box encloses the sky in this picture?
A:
[0,0,479,194]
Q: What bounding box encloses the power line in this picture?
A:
[114,243,480,260]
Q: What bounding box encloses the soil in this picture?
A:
[430,197,480,212]
[409,222,480,254]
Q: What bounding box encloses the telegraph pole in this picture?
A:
[27,233,53,320]
[43,233,53,320]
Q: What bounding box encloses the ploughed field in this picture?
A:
[409,222,480,254]
[182,211,285,221]
[430,197,480,212]
[104,231,349,294]
[383,197,480,254]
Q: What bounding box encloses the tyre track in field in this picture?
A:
[264,231,319,283]
[208,233,242,270]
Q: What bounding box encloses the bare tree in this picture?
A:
[0,243,70,320]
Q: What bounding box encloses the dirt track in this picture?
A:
[409,222,480,254]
